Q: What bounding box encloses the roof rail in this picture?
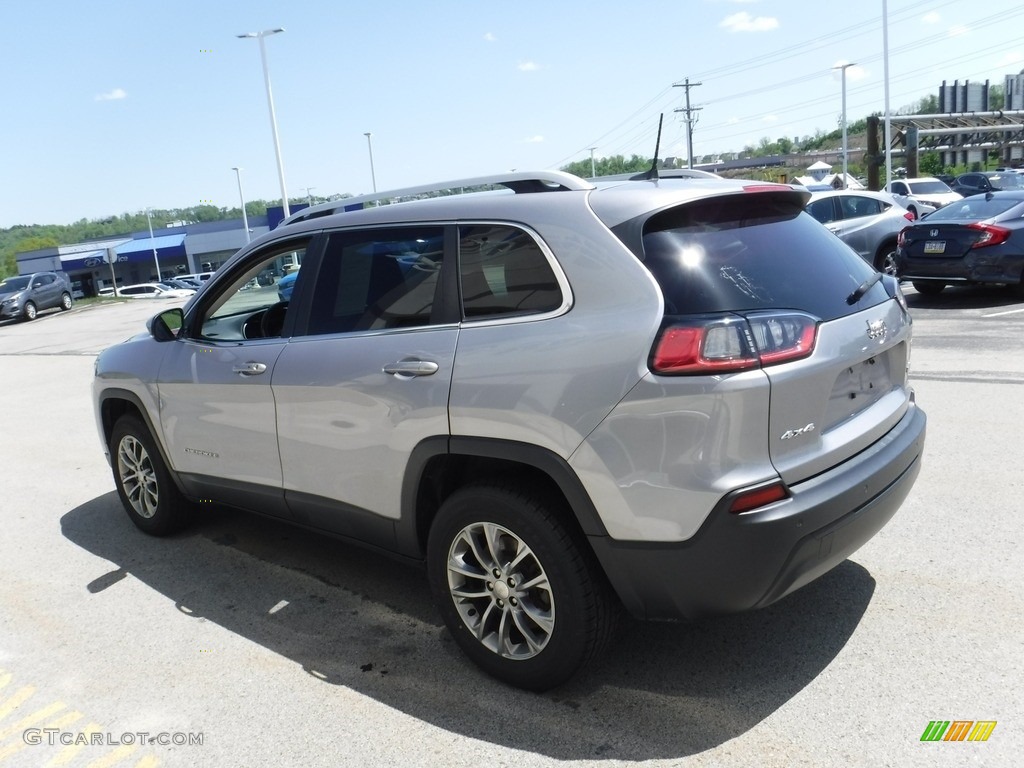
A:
[279,170,594,227]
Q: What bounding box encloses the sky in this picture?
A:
[2,0,1022,229]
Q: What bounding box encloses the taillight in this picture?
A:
[902,211,915,222]
[650,311,818,375]
[897,226,910,247]
[966,222,1011,248]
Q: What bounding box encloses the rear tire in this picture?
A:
[110,415,193,536]
[60,292,73,311]
[427,484,619,691]
[912,281,945,296]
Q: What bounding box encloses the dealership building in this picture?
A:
[13,206,305,296]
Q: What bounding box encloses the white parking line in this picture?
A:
[982,307,1024,317]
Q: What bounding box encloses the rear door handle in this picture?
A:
[233,361,268,376]
[383,360,439,377]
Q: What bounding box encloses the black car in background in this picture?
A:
[950,171,1024,197]
[894,191,1024,295]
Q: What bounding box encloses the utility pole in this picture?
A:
[673,78,702,169]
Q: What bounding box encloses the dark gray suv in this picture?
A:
[0,271,74,321]
[93,171,926,690]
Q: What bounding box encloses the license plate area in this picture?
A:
[923,240,946,254]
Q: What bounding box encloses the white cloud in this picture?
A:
[483,32,497,42]
[95,88,127,101]
[523,135,544,143]
[762,114,779,124]
[999,52,1023,67]
[727,117,740,125]
[922,11,940,24]
[518,60,540,72]
[720,12,778,32]
[947,25,969,37]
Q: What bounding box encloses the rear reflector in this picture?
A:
[651,311,818,375]
[729,482,789,513]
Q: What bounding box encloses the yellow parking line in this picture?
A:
[0,686,36,722]
[0,710,83,763]
[0,700,67,740]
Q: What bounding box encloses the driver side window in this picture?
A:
[198,240,309,341]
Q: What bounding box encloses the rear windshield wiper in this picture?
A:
[847,271,882,305]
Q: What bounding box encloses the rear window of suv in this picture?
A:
[637,194,888,321]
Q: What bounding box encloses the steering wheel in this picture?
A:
[259,301,288,338]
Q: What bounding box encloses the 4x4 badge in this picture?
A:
[867,319,887,340]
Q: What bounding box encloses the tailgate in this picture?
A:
[764,298,912,483]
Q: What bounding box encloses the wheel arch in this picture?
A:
[98,389,186,495]
[397,436,609,559]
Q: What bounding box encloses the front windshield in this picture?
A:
[0,277,30,292]
[908,180,953,194]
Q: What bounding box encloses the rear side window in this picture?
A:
[639,194,887,321]
[840,195,885,219]
[459,224,562,319]
[307,227,444,334]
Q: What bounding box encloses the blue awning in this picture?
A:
[116,234,187,263]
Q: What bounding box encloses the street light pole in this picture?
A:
[834,62,857,189]
[364,132,377,193]
[231,167,251,243]
[589,147,597,178]
[145,207,161,281]
[237,28,290,216]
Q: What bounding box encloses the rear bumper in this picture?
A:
[897,250,1024,285]
[590,402,926,620]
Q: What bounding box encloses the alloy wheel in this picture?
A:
[117,435,159,519]
[446,522,555,660]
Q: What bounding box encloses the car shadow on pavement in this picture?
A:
[62,493,875,761]
[904,283,1024,310]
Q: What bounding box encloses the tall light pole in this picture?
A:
[237,28,290,216]
[834,62,857,189]
[882,0,893,188]
[145,207,161,281]
[363,132,377,193]
[588,147,597,178]
[231,167,251,243]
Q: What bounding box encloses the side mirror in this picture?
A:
[148,308,184,342]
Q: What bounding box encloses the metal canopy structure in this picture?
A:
[889,110,1024,151]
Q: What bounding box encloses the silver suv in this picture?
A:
[93,171,926,690]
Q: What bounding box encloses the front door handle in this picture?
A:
[383,360,439,377]
[233,361,268,376]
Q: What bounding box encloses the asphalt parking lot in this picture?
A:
[0,290,1021,767]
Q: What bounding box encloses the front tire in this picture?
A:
[22,301,37,321]
[427,484,619,691]
[60,292,73,311]
[110,415,192,535]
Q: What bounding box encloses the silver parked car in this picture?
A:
[93,170,926,690]
[805,189,916,274]
[0,271,73,321]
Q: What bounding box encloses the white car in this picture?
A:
[117,283,196,299]
[886,177,961,218]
